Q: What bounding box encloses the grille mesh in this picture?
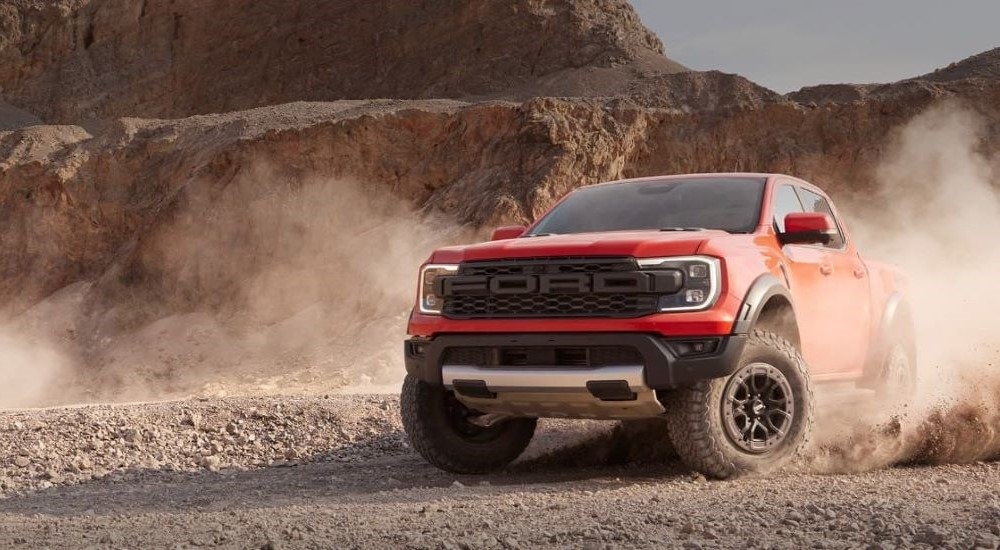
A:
[441,346,642,367]
[443,293,658,318]
[442,347,489,365]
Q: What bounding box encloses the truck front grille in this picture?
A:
[439,257,674,319]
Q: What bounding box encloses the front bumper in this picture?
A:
[404,332,747,390]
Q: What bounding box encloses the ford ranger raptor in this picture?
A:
[401,173,915,479]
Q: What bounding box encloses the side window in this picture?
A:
[772,184,804,233]
[796,188,846,249]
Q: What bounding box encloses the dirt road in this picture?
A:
[0,395,998,549]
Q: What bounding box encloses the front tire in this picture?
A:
[401,374,536,474]
[664,329,814,479]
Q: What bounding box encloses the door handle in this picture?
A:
[820,264,833,276]
[853,267,866,278]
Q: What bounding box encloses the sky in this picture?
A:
[630,1,1000,93]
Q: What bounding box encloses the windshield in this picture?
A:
[527,177,766,236]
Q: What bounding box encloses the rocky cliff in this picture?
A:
[0,0,683,123]
[0,0,998,400]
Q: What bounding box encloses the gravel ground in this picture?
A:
[0,395,999,549]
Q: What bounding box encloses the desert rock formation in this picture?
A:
[0,0,682,123]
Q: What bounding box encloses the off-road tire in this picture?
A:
[664,329,814,479]
[875,339,917,403]
[401,374,536,474]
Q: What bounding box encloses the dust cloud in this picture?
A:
[813,101,1000,470]
[0,325,69,408]
[91,164,471,400]
[1,164,469,407]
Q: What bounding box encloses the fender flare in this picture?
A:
[731,274,795,335]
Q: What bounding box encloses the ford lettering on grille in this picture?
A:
[437,273,662,296]
[436,258,683,319]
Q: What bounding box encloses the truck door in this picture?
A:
[771,184,842,377]
[794,187,871,377]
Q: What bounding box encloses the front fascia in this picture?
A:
[410,222,780,339]
[408,291,744,337]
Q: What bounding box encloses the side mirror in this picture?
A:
[490,225,527,241]
[780,213,836,245]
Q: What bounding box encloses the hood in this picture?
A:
[432,230,730,263]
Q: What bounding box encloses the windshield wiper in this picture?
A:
[522,233,556,238]
[659,227,707,232]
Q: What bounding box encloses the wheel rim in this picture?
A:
[721,362,795,454]
[443,393,507,443]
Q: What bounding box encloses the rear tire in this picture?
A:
[401,374,536,474]
[875,341,917,404]
[664,329,814,479]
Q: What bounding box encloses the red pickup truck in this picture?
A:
[401,173,915,478]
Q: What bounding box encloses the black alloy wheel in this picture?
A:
[721,362,795,453]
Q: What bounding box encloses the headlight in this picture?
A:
[418,264,458,314]
[636,256,721,311]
